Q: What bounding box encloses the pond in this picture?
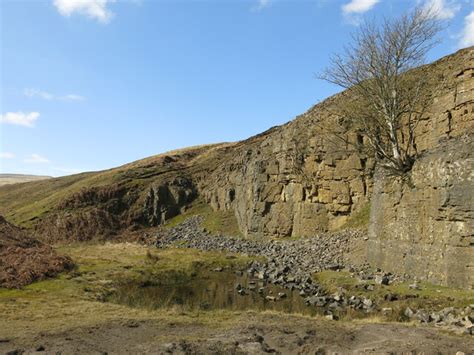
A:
[107,268,320,316]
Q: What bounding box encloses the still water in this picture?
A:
[109,269,319,316]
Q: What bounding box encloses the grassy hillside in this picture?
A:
[0,144,231,239]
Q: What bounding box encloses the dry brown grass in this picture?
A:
[0,216,74,288]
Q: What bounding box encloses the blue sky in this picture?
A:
[1,0,473,176]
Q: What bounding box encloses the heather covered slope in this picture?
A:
[0,47,472,246]
[0,216,73,288]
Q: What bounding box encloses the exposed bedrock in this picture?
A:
[368,135,474,289]
[142,176,197,226]
[366,48,474,289]
[200,48,473,237]
[200,125,373,237]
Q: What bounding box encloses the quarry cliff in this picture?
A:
[0,46,472,288]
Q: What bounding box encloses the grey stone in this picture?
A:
[404,307,415,318]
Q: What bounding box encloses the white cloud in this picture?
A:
[342,0,380,14]
[24,88,54,100]
[254,0,271,11]
[424,0,460,20]
[460,11,474,48]
[24,88,85,102]
[0,152,15,159]
[24,154,50,164]
[53,0,116,23]
[0,112,40,127]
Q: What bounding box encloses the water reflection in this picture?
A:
[109,270,318,316]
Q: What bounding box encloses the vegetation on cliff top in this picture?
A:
[0,144,223,230]
[320,6,442,174]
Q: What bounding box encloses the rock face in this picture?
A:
[368,47,474,289]
[199,47,473,243]
[199,118,373,237]
[368,136,474,288]
[195,85,378,238]
[142,177,197,226]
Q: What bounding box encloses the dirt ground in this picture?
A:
[1,312,473,354]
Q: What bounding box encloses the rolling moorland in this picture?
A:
[0,174,51,187]
[0,47,472,353]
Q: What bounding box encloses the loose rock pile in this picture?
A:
[404,306,474,335]
[155,216,376,315]
[155,216,360,273]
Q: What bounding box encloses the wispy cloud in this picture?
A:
[0,152,15,159]
[0,112,40,127]
[342,0,380,14]
[341,0,379,25]
[24,154,50,164]
[24,88,54,100]
[24,88,85,102]
[459,11,474,48]
[423,0,460,20]
[53,0,116,23]
[253,0,271,11]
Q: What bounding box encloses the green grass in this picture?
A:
[164,199,242,237]
[340,202,371,230]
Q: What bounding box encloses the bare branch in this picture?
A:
[318,6,442,173]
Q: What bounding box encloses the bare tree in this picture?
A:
[320,6,442,173]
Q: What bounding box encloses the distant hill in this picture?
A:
[0,174,52,186]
